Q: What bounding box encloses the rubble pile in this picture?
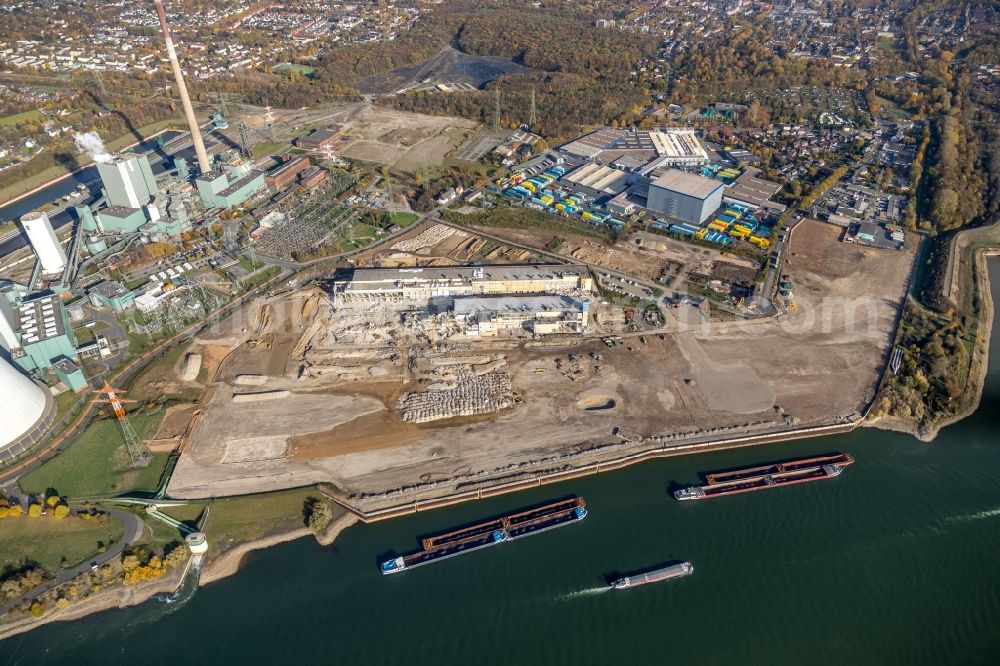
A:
[397,368,515,423]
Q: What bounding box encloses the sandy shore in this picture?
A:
[0,569,183,642]
[0,514,361,641]
[865,247,998,441]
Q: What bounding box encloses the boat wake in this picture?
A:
[127,555,204,627]
[945,507,1000,523]
[555,586,610,602]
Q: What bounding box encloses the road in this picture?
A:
[0,508,143,616]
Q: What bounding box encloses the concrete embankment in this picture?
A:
[321,420,860,523]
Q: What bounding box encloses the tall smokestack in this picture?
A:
[154,0,211,175]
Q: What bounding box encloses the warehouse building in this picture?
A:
[722,167,786,215]
[333,264,593,304]
[646,169,724,224]
[295,126,344,152]
[559,127,707,169]
[88,280,136,312]
[265,156,311,190]
[563,163,630,196]
[454,295,589,337]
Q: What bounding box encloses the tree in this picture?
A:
[53,504,71,519]
[8,504,22,518]
[27,503,42,517]
[304,497,333,532]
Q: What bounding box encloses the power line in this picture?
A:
[493,87,501,132]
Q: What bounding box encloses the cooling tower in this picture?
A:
[0,355,49,451]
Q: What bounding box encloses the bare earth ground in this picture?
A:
[352,220,539,268]
[335,108,477,175]
[466,224,738,284]
[168,220,916,505]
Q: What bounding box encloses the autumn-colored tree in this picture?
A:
[27,503,42,517]
[53,504,71,519]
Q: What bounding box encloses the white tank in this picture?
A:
[20,211,67,275]
[0,356,49,450]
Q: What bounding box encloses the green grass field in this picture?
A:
[18,410,169,498]
[252,141,289,158]
[274,63,316,78]
[241,266,281,290]
[202,488,336,560]
[389,212,419,228]
[337,222,379,252]
[0,109,44,127]
[0,515,125,573]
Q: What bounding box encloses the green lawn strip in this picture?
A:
[158,503,206,530]
[0,109,44,127]
[240,266,281,290]
[18,410,169,498]
[252,141,288,158]
[389,212,418,227]
[201,488,340,561]
[0,514,125,573]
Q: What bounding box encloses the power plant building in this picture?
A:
[97,154,159,210]
[197,163,266,209]
[0,355,55,463]
[333,265,593,304]
[646,169,724,225]
[454,295,589,337]
[20,211,67,275]
[88,280,136,312]
[0,289,78,374]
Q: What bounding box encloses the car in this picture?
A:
[90,561,99,571]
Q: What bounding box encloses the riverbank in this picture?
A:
[0,567,183,642]
[865,247,998,442]
[0,512,360,641]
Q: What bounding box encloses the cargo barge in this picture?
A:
[610,562,694,589]
[381,497,587,574]
[674,453,854,501]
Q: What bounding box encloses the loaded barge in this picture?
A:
[674,453,854,501]
[610,562,694,589]
[381,497,587,575]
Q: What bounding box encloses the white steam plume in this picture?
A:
[73,131,113,164]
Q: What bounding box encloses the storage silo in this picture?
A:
[20,211,67,275]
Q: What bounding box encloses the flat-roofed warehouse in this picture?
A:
[646,169,724,224]
[559,128,708,168]
[723,167,787,215]
[455,295,590,337]
[333,264,593,304]
[562,163,630,196]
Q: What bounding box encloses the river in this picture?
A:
[2,262,999,665]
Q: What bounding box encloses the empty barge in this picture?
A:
[381,497,587,574]
[674,453,854,501]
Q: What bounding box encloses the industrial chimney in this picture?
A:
[153,0,211,175]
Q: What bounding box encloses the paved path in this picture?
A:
[0,508,143,617]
